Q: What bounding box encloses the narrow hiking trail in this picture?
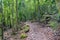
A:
[25,22,55,40]
[4,21,55,40]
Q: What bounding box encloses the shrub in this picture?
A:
[20,33,27,39]
[49,21,58,29]
[22,25,30,33]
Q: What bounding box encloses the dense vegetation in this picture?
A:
[0,0,60,30]
[0,0,60,40]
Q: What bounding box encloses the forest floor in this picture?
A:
[25,21,55,40]
[4,21,58,40]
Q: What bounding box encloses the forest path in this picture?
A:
[25,21,55,40]
[4,21,55,40]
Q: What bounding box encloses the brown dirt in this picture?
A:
[25,21,55,40]
[4,21,55,40]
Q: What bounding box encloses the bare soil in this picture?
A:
[25,22,55,40]
[4,21,56,40]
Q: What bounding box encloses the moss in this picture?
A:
[20,33,27,39]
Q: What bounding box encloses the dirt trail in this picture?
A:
[25,22,55,40]
[4,21,55,40]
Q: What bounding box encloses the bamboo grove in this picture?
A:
[0,0,59,28]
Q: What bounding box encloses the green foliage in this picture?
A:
[0,0,59,30]
[20,33,27,39]
[49,21,58,29]
[0,37,2,40]
[0,28,2,36]
[22,25,30,33]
